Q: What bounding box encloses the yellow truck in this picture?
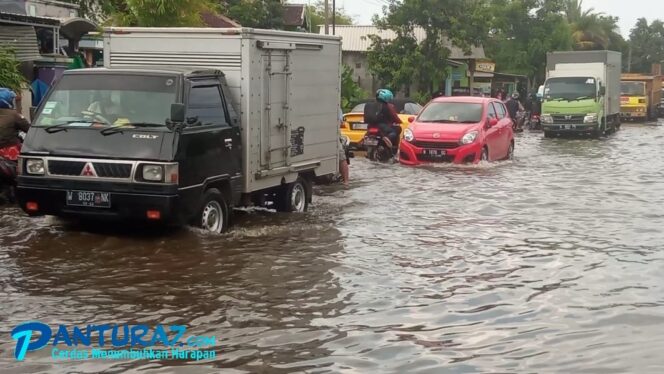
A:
[620,65,662,121]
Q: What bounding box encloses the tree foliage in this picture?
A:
[341,65,366,112]
[627,18,664,74]
[485,0,573,87]
[0,48,26,92]
[564,0,623,51]
[367,0,492,94]
[222,0,284,29]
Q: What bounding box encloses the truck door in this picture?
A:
[179,80,242,190]
[260,49,292,170]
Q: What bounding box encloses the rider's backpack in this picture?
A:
[363,101,386,124]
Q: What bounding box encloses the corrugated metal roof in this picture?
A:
[0,25,41,61]
[320,25,485,59]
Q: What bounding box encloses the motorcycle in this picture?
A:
[513,111,526,133]
[527,111,542,130]
[0,131,25,204]
[363,127,394,163]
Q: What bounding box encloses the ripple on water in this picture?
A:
[1,127,664,372]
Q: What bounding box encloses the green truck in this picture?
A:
[540,51,622,138]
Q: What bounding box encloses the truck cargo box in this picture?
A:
[546,50,622,118]
[104,27,342,193]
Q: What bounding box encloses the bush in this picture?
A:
[0,47,26,92]
[341,64,367,112]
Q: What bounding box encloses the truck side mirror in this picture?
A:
[599,86,606,96]
[29,106,37,122]
[170,103,185,123]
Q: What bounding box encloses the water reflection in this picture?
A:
[1,124,664,372]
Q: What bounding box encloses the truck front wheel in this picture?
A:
[197,188,230,233]
[275,177,310,213]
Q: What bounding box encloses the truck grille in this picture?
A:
[48,160,85,176]
[47,160,132,178]
[412,141,459,149]
[552,115,584,124]
[93,163,132,178]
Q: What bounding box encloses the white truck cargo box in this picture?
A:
[103,27,342,193]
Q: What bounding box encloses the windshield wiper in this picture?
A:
[547,98,567,102]
[100,122,165,136]
[44,120,95,133]
[573,96,593,101]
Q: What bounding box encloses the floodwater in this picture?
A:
[1,123,664,373]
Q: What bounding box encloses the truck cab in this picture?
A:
[540,75,606,137]
[17,67,252,232]
[620,80,648,121]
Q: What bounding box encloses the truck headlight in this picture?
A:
[583,113,598,124]
[541,114,553,124]
[137,163,178,184]
[26,159,45,175]
[142,164,164,182]
[404,128,414,142]
[460,131,478,145]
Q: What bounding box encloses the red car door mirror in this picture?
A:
[408,116,415,123]
[488,117,499,127]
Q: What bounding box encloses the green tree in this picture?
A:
[367,0,492,95]
[340,64,366,111]
[485,0,573,87]
[222,0,284,29]
[627,18,664,73]
[564,0,623,51]
[110,0,216,27]
[0,48,26,92]
[307,1,353,33]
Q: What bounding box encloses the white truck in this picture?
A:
[17,28,342,232]
[541,51,621,138]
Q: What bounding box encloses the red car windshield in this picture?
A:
[418,102,483,123]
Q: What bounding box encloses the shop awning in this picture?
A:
[59,17,97,41]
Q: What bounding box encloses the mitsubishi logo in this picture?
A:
[565,115,572,120]
[80,163,97,177]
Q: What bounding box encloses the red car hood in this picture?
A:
[411,122,480,140]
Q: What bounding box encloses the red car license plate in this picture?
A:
[424,149,446,156]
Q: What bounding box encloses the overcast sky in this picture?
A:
[323,0,660,38]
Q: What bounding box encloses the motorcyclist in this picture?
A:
[505,92,525,129]
[366,89,402,151]
[0,88,30,159]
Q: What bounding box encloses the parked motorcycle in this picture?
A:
[363,128,394,163]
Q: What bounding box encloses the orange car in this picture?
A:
[340,99,423,148]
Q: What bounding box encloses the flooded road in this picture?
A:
[2,123,664,373]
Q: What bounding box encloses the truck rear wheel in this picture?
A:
[197,188,229,233]
[275,177,310,213]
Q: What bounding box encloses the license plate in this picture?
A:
[364,138,379,146]
[352,123,368,130]
[424,149,446,156]
[66,190,111,208]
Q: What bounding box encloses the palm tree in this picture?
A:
[564,0,620,50]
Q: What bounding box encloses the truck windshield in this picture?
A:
[621,82,646,96]
[544,77,597,101]
[34,74,177,129]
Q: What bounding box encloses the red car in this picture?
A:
[399,97,515,165]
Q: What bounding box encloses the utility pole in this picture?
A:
[332,0,336,35]
[324,0,329,35]
[627,45,632,73]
